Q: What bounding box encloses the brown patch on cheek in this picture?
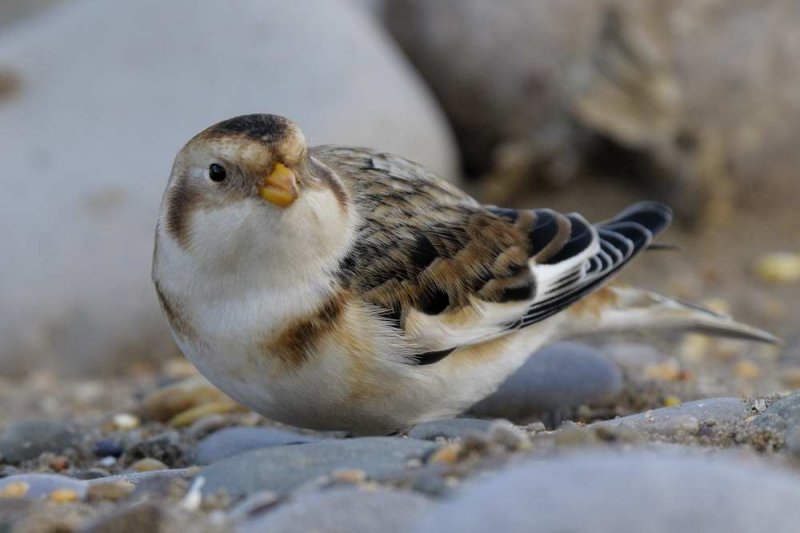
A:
[165,178,202,249]
[262,293,346,372]
[154,280,195,339]
[566,285,622,319]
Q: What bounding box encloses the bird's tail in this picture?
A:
[560,284,780,344]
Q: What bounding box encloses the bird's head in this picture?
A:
[156,114,352,281]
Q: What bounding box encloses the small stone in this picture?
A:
[0,419,80,464]
[187,414,229,440]
[754,252,800,284]
[48,456,69,472]
[470,343,623,422]
[753,399,768,413]
[192,427,318,465]
[408,419,494,441]
[645,359,690,382]
[0,482,28,498]
[86,480,135,502]
[735,360,762,380]
[429,443,463,465]
[170,399,246,427]
[125,431,183,466]
[48,488,80,503]
[137,377,230,422]
[163,358,198,380]
[663,396,682,408]
[131,458,169,472]
[93,439,124,458]
[486,420,530,449]
[679,334,713,362]
[331,469,367,484]
[112,413,140,430]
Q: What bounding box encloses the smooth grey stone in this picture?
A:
[0,473,87,499]
[470,342,622,421]
[201,437,435,499]
[408,418,494,441]
[751,393,800,440]
[592,397,750,438]
[193,427,319,465]
[239,487,433,533]
[416,450,800,533]
[0,419,80,463]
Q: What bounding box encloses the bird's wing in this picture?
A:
[313,146,672,365]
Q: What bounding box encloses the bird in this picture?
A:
[152,113,777,435]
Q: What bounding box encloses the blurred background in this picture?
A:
[0,0,798,408]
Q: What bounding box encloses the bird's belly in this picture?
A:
[174,315,563,435]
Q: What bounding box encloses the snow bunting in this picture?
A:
[152,114,776,435]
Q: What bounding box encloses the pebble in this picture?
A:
[407,418,494,441]
[417,450,800,533]
[86,480,135,502]
[169,399,245,427]
[111,413,140,431]
[192,426,319,465]
[486,420,530,450]
[0,419,80,464]
[592,397,750,438]
[239,487,433,533]
[131,458,169,473]
[200,437,435,499]
[137,377,230,423]
[93,438,124,458]
[125,430,183,466]
[48,488,80,503]
[470,343,623,422]
[0,474,87,500]
[734,360,762,380]
[754,252,800,284]
[187,414,230,440]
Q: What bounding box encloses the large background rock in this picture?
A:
[384,0,800,222]
[0,0,456,375]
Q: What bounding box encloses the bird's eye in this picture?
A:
[208,163,227,182]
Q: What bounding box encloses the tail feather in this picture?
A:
[562,284,780,344]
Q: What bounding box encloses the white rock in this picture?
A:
[0,0,456,374]
[0,0,69,33]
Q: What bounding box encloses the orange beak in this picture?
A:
[259,163,299,208]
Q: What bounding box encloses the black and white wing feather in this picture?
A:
[314,146,672,364]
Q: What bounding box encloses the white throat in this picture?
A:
[154,186,356,309]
